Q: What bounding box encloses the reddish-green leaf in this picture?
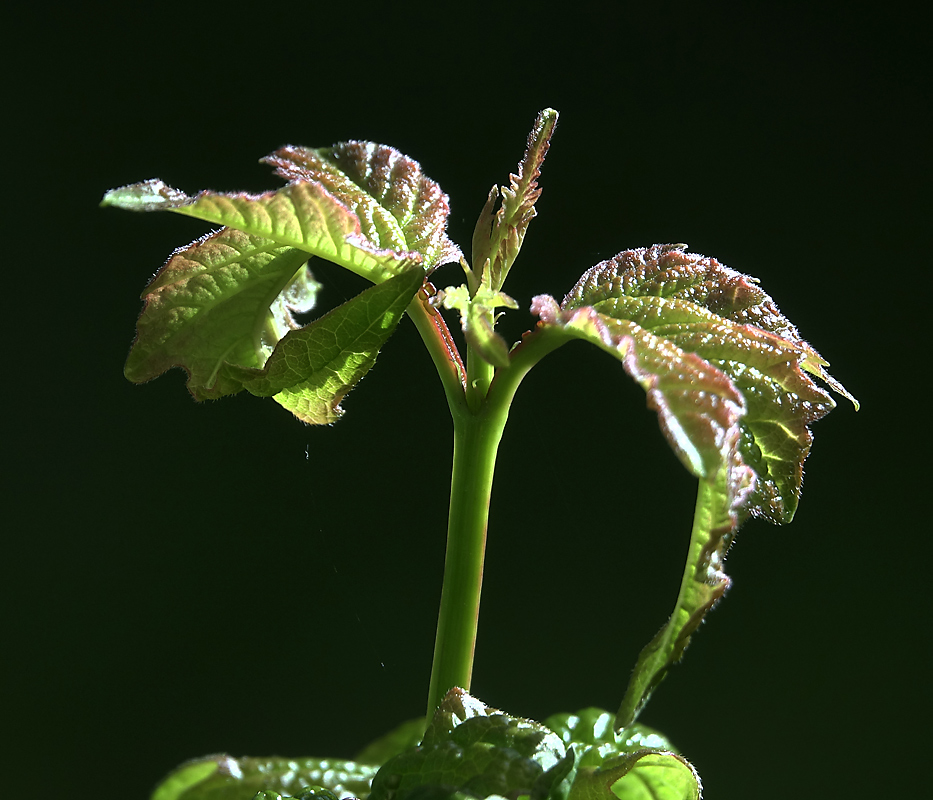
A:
[470,108,558,292]
[123,227,317,400]
[103,179,423,284]
[104,138,463,417]
[533,243,855,524]
[262,141,461,272]
[616,465,752,727]
[532,243,855,726]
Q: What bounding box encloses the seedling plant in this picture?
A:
[104,109,856,800]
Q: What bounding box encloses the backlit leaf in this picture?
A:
[544,708,700,800]
[532,243,855,725]
[149,754,377,800]
[262,141,462,272]
[228,269,425,423]
[123,227,317,399]
[532,243,855,523]
[103,178,422,284]
[106,138,463,417]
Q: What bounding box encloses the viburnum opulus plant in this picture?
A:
[104,109,856,800]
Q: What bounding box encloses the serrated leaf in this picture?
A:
[542,709,699,800]
[532,243,855,524]
[470,109,557,292]
[228,269,426,423]
[262,141,462,272]
[103,179,422,284]
[437,285,519,368]
[123,227,318,399]
[107,139,463,413]
[573,752,701,800]
[543,710,676,755]
[532,243,855,726]
[369,689,573,800]
[149,754,377,800]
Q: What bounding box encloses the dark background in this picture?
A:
[6,2,928,799]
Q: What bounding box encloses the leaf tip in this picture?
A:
[101,178,188,211]
[535,107,559,136]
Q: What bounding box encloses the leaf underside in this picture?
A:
[616,466,751,727]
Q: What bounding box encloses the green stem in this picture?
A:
[465,343,494,412]
[425,325,567,719]
[426,403,508,718]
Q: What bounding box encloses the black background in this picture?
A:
[6,3,929,799]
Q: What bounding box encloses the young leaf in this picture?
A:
[544,708,700,800]
[262,141,462,272]
[228,268,427,424]
[123,227,318,400]
[544,709,678,754]
[531,243,855,725]
[369,688,573,800]
[470,108,558,293]
[532,243,855,524]
[149,754,378,800]
[569,751,701,800]
[103,179,424,284]
[436,284,519,368]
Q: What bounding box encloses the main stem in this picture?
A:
[425,385,509,718]
[410,295,564,721]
